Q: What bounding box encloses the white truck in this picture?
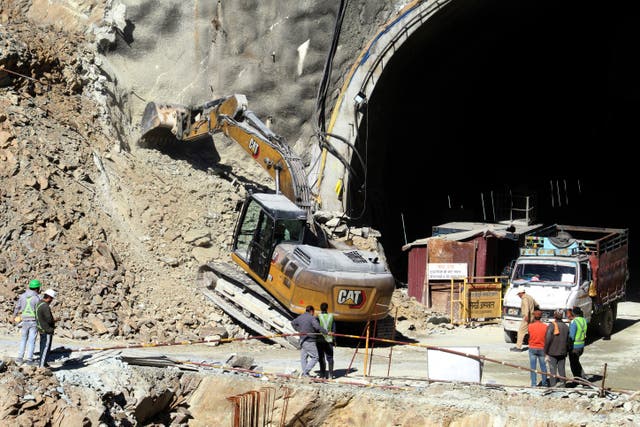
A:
[502,224,629,343]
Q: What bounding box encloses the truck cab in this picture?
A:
[502,225,628,342]
[502,254,592,343]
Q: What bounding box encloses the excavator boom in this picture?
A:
[139,94,396,346]
[141,94,312,212]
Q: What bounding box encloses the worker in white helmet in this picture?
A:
[36,289,57,368]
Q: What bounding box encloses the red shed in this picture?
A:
[402,222,541,309]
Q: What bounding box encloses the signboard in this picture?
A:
[427,263,468,280]
[427,346,481,383]
[468,289,502,318]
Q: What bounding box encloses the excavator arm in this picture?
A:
[140,94,312,212]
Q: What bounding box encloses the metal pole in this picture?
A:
[450,279,454,324]
[386,307,398,377]
[363,322,370,378]
[600,363,608,398]
[347,322,368,374]
[400,213,408,246]
[491,190,496,222]
[280,387,292,427]
[368,320,376,376]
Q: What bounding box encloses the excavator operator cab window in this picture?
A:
[234,199,262,260]
[233,198,276,279]
[274,219,304,245]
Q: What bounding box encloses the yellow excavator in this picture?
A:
[140,94,395,347]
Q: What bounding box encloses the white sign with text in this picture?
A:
[427,263,468,280]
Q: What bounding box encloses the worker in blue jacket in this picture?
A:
[291,305,328,377]
[568,306,588,381]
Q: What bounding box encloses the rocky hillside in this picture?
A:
[0,5,409,344]
[0,16,268,342]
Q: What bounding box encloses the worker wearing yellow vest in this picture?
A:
[316,302,336,379]
[568,306,588,382]
[13,279,42,365]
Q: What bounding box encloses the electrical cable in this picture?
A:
[315,0,348,135]
[310,0,372,223]
[349,97,369,221]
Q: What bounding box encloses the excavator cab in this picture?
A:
[232,193,306,280]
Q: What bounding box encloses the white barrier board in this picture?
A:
[427,346,481,383]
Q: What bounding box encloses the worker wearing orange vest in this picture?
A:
[13,279,42,365]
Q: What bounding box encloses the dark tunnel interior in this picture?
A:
[346,0,640,294]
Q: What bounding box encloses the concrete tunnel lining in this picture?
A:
[314,0,449,212]
[317,0,640,284]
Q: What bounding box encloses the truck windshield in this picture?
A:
[513,262,576,284]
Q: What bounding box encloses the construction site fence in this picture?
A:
[47,329,624,399]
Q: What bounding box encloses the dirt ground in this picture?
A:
[0,299,639,425]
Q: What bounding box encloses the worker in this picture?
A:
[316,302,336,379]
[527,310,549,387]
[13,279,42,365]
[510,289,538,352]
[544,310,570,387]
[567,306,588,383]
[291,305,328,378]
[36,289,57,368]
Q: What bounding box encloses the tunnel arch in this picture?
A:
[316,0,640,284]
[315,0,451,212]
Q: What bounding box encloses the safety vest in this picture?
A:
[318,313,334,343]
[572,316,587,346]
[21,296,37,319]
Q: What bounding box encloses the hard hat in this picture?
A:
[29,279,42,289]
[43,289,56,299]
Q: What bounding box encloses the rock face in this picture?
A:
[0,358,200,426]
[0,1,395,346]
[0,16,247,343]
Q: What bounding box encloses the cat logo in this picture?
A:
[337,289,366,309]
[248,138,260,158]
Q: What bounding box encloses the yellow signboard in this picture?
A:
[468,289,502,318]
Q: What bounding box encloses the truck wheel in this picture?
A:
[504,330,517,343]
[597,306,614,337]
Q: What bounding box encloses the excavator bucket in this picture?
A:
[140,101,191,140]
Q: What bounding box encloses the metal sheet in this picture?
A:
[407,246,427,304]
[424,240,475,310]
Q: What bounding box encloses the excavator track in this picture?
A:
[198,262,299,349]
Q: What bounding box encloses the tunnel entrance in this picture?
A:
[346,0,640,287]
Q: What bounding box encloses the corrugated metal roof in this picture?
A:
[402,222,543,251]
